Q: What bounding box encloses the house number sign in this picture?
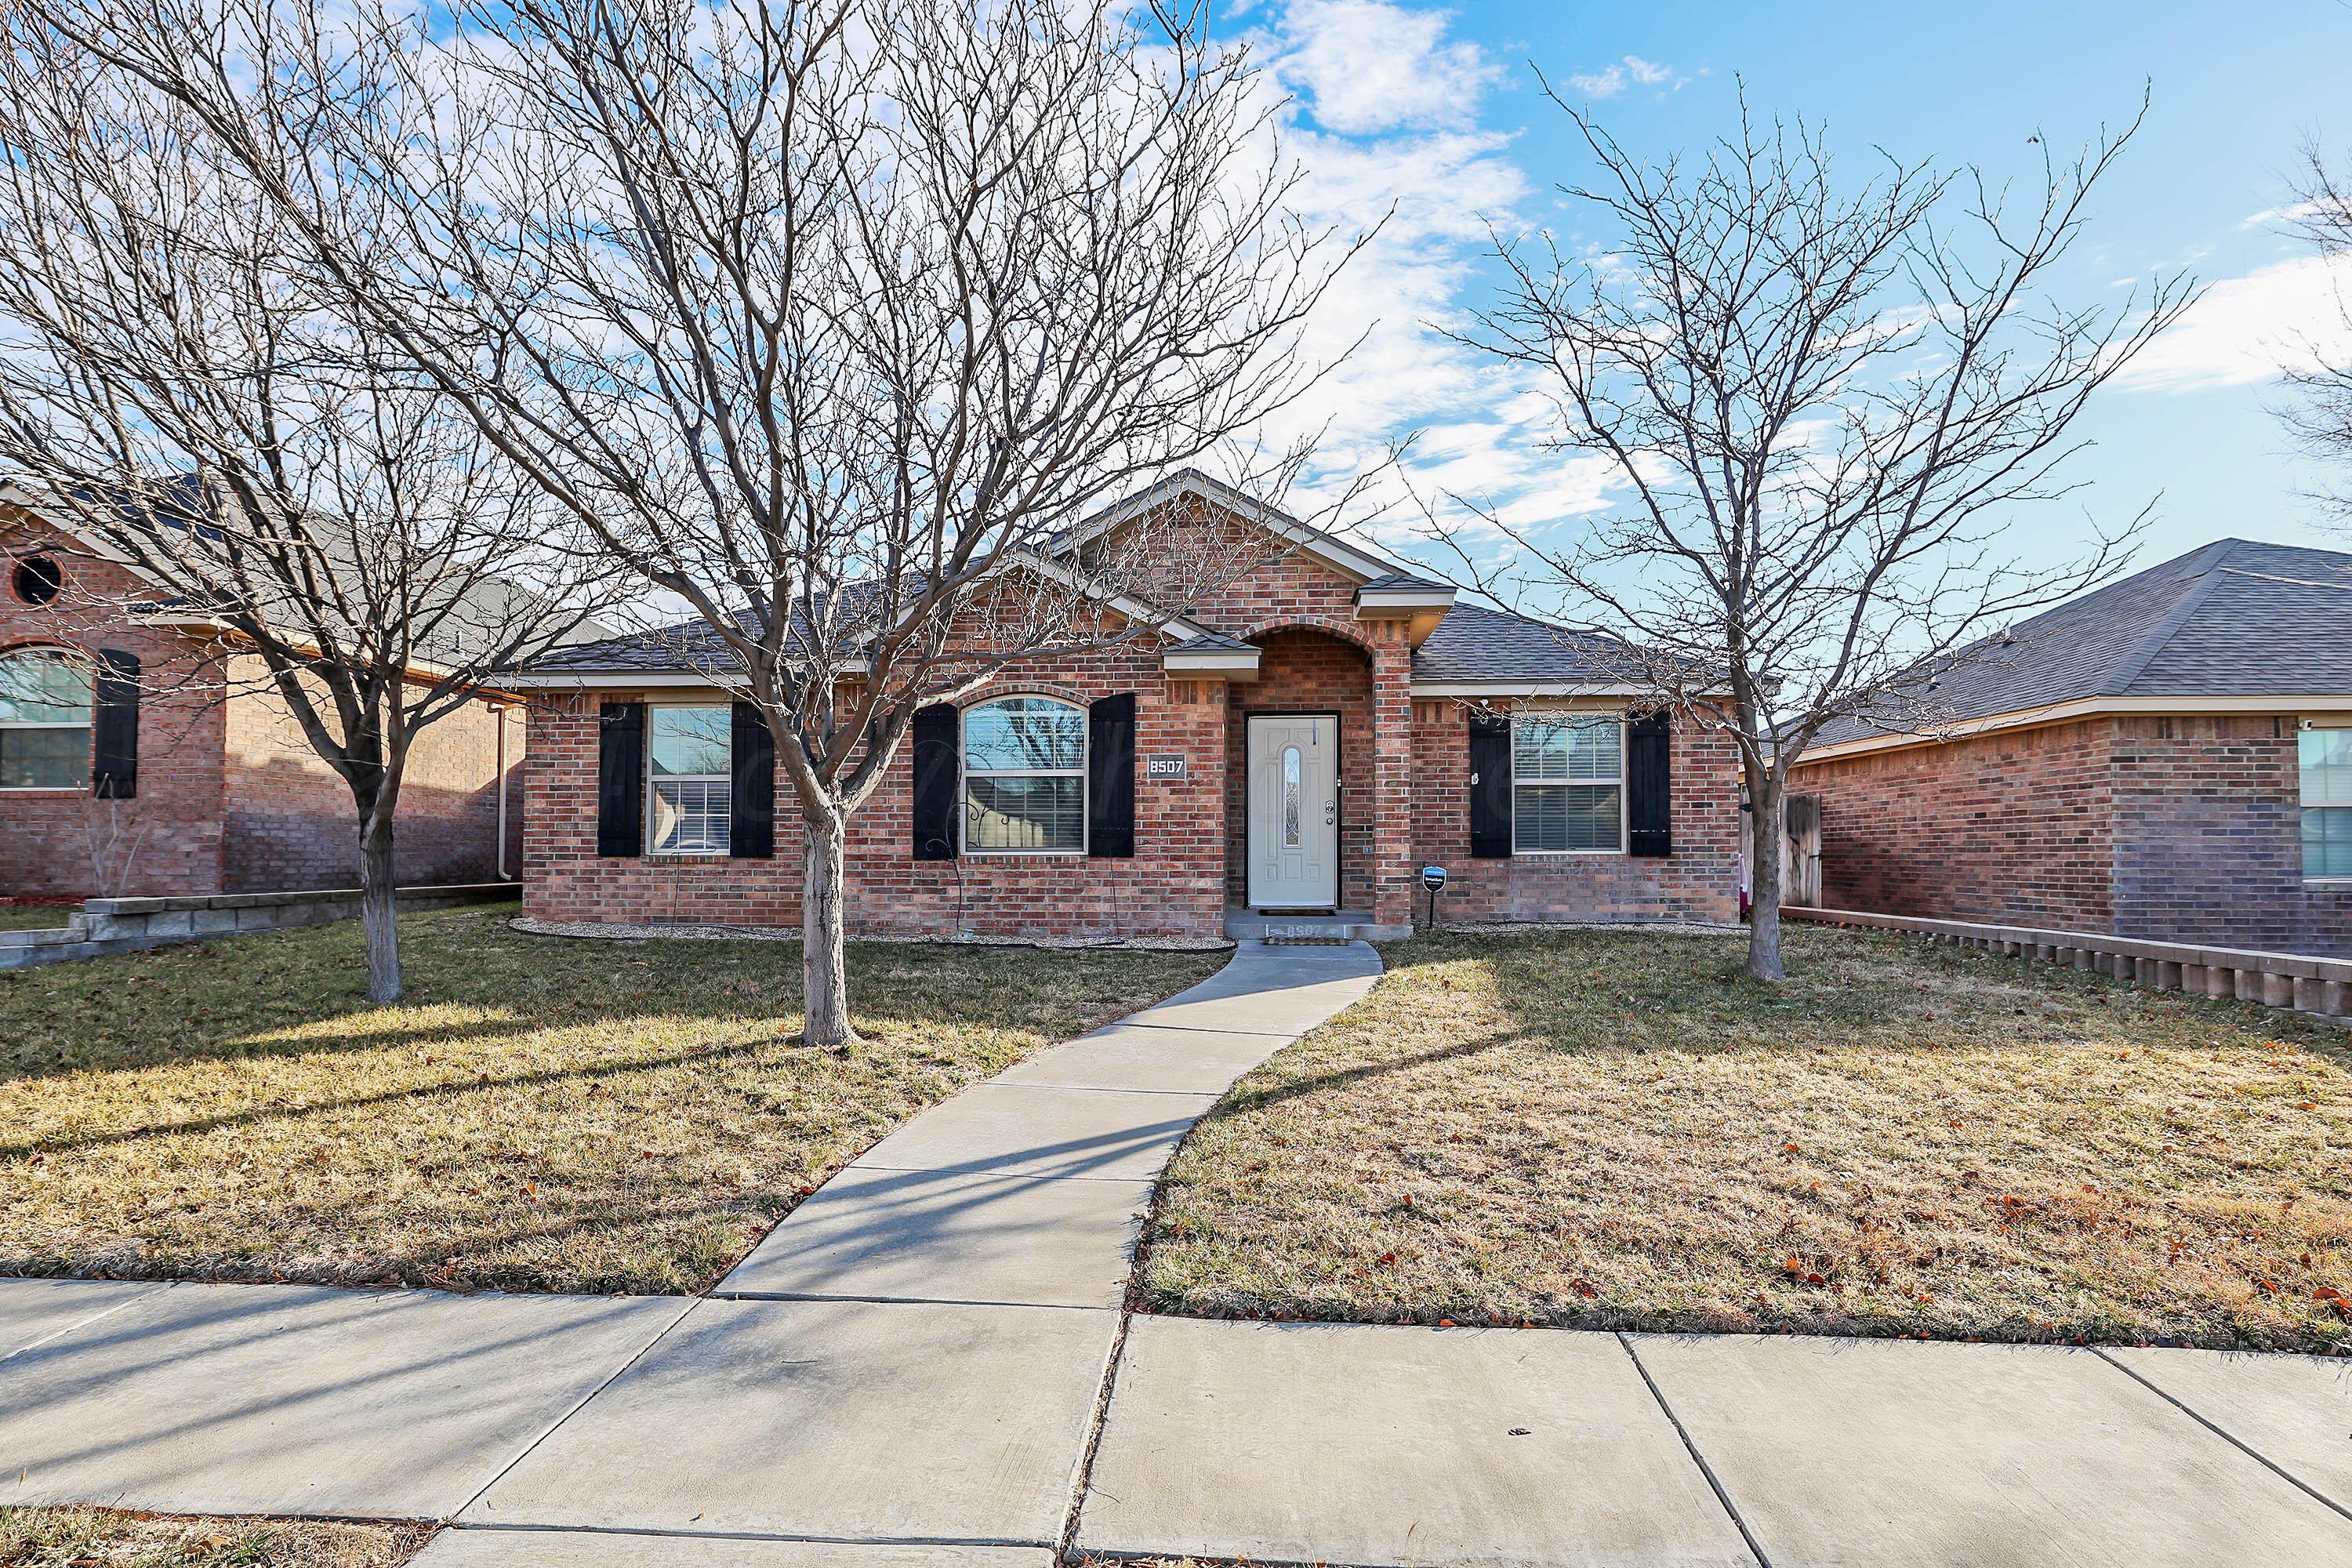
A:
[1145,753,1189,780]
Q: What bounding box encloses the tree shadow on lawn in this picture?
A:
[1153,925,2352,1349]
[0,903,1203,1083]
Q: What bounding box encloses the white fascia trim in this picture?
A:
[1354,587,1456,612]
[1163,648,1261,675]
[1058,474,1404,586]
[1798,693,2352,762]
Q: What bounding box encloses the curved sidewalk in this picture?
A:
[0,938,1385,1567]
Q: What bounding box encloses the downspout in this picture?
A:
[492,702,510,881]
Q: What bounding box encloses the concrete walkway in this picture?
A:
[0,939,1385,1566]
[8,935,2352,1566]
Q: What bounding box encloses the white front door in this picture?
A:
[1247,713,1339,909]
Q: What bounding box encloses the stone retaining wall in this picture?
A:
[1788,904,2352,1022]
[0,882,518,971]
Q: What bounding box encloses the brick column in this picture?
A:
[1370,626,1416,931]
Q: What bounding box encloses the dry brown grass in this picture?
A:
[1140,927,2352,1350]
[0,903,1221,1294]
[0,1508,428,1567]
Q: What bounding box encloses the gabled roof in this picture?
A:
[1055,468,1412,584]
[1810,538,2352,752]
[2,477,614,668]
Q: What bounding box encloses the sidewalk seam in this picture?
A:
[1614,1332,1775,1568]
[0,1279,175,1367]
[448,1296,702,1523]
[2089,1347,2352,1523]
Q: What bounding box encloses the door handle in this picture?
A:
[1323,801,1336,825]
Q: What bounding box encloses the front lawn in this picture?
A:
[0,1508,428,1567]
[1139,927,2352,1351]
[0,904,1221,1294]
[0,902,76,931]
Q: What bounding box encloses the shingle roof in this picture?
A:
[1359,572,1451,592]
[1812,538,2352,747]
[1409,601,1650,685]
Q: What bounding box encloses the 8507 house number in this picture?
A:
[1145,754,1188,781]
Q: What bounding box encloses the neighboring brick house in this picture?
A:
[1791,538,2352,955]
[506,474,1744,942]
[0,499,525,899]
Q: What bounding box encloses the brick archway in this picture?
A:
[1225,625,1378,915]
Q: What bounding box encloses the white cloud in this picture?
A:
[1270,0,1501,135]
[2114,254,2352,393]
[1566,54,1676,100]
[1229,3,1648,579]
[2239,201,2323,230]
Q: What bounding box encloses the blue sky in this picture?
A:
[1244,0,2352,581]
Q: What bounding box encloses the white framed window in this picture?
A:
[648,702,731,855]
[1512,713,1624,853]
[0,648,92,790]
[2301,724,2352,880]
[964,695,1086,853]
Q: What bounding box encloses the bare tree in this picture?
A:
[44,0,1362,1043]
[0,36,615,1002]
[2285,143,2352,512]
[1418,89,2193,979]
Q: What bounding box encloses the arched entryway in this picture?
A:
[1225,626,1376,916]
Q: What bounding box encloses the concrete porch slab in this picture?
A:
[463,1297,1116,1547]
[2102,1345,2352,1513]
[1630,1332,2352,1566]
[0,1283,691,1519]
[850,1082,1213,1181]
[411,1529,1054,1567]
[716,1166,1156,1308]
[1076,1317,1757,1568]
[0,1277,172,1362]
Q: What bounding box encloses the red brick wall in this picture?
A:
[1796,720,2117,931]
[1795,715,2352,955]
[219,655,522,891]
[2108,716,2352,954]
[0,517,228,897]
[522,642,1232,940]
[520,504,1744,938]
[1409,699,1744,924]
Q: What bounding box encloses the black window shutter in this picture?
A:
[1468,710,1512,858]
[910,702,958,860]
[91,648,139,799]
[1088,692,1136,858]
[1627,710,1672,858]
[596,702,644,857]
[730,702,775,858]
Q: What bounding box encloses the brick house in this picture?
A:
[1,497,525,900]
[506,474,1744,941]
[1791,538,2352,955]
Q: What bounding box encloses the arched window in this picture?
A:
[963,695,1085,852]
[0,648,93,789]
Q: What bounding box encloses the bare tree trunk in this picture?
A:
[358,805,401,1004]
[801,806,858,1047]
[1746,766,1785,983]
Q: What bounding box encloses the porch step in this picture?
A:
[1222,908,1409,943]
